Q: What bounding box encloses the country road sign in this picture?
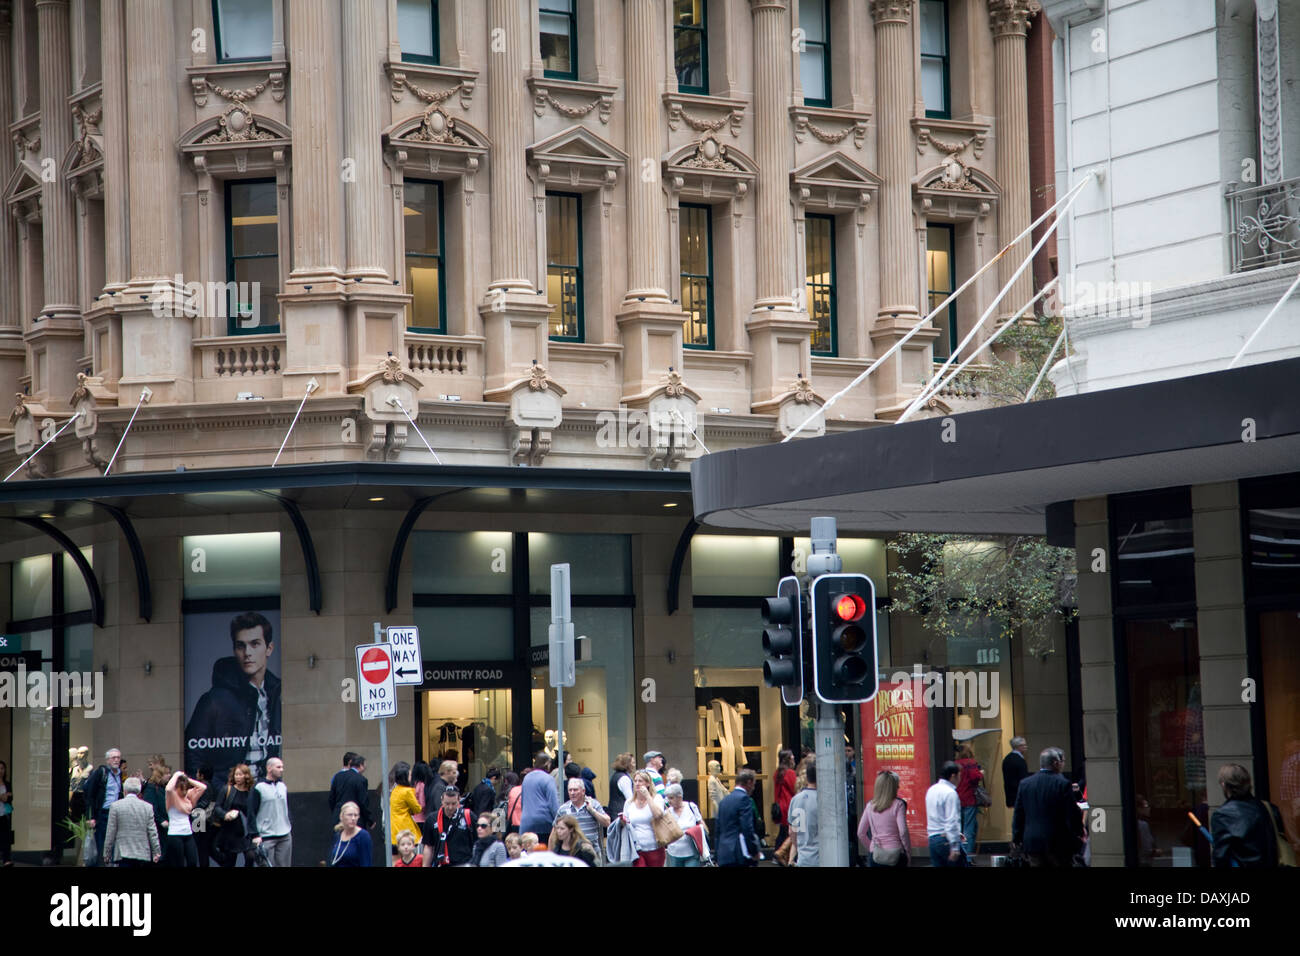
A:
[387,626,423,685]
[355,643,397,720]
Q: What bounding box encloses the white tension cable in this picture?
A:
[4,409,83,482]
[272,377,319,467]
[387,395,443,464]
[782,169,1100,442]
[894,279,1058,424]
[896,174,1094,424]
[104,386,153,476]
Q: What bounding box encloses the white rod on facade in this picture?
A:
[669,407,711,455]
[103,386,154,476]
[1024,327,1068,402]
[1228,266,1300,369]
[4,410,83,482]
[783,171,1097,442]
[897,174,1094,424]
[272,378,319,467]
[387,396,442,464]
[896,279,1058,424]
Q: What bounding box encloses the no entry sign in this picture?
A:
[355,643,397,720]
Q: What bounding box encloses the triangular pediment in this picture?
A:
[528,125,627,166]
[791,151,882,189]
[3,162,42,207]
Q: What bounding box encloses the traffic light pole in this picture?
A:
[806,517,849,868]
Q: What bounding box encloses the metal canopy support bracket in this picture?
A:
[385,490,464,613]
[9,516,105,627]
[255,492,323,615]
[88,502,153,623]
[666,518,699,615]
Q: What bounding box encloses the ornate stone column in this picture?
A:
[0,2,24,402]
[480,0,553,399]
[340,0,408,385]
[116,0,189,403]
[990,0,1038,318]
[745,0,813,407]
[868,0,931,417]
[615,0,688,402]
[99,0,128,293]
[280,0,349,395]
[29,0,83,409]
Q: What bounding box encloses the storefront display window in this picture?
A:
[182,532,280,599]
[528,533,631,595]
[412,531,512,594]
[414,607,514,661]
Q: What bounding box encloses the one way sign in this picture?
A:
[387,626,423,686]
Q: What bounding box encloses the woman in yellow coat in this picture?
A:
[389,761,423,860]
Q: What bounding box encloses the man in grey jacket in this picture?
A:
[250,756,292,866]
[103,777,161,867]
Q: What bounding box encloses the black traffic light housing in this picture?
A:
[810,572,879,704]
[761,575,804,706]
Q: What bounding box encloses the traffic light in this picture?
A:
[761,575,804,706]
[810,573,878,704]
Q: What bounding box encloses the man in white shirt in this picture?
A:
[925,761,966,867]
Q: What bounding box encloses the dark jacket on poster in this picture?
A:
[184,657,282,779]
[715,787,760,867]
[1211,797,1280,868]
[333,768,374,830]
[1012,769,1083,862]
[1002,750,1030,809]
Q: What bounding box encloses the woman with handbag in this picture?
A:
[211,763,256,868]
[859,770,911,868]
[623,770,671,867]
[955,744,985,857]
[663,784,708,867]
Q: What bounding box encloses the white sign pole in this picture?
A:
[550,564,574,780]
[374,622,392,868]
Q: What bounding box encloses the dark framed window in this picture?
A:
[539,0,577,80]
[397,0,439,65]
[546,192,583,341]
[799,0,830,107]
[805,214,837,356]
[212,0,273,64]
[921,0,950,119]
[224,179,280,335]
[673,0,708,95]
[926,223,956,359]
[404,180,446,334]
[680,203,714,349]
[1111,489,1196,612]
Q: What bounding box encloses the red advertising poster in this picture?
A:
[861,680,930,848]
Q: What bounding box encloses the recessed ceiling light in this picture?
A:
[39,513,55,519]
[368,497,385,502]
[663,502,679,508]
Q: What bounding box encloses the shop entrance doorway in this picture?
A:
[421,689,513,794]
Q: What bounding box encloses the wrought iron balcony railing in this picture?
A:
[1227,176,1300,273]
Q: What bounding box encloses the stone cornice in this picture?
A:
[663,91,746,137]
[1038,0,1103,34]
[789,104,870,150]
[527,76,617,125]
[187,61,288,109]
[384,61,476,112]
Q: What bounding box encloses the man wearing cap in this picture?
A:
[644,751,666,797]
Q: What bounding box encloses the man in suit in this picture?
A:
[82,747,123,867]
[1002,737,1030,809]
[328,751,357,819]
[1012,747,1082,867]
[716,768,760,867]
[333,753,374,830]
[102,776,162,867]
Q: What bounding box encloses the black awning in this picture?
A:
[691,357,1300,535]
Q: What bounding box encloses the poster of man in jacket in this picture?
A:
[184,610,282,783]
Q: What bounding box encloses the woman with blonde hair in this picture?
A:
[549,813,599,865]
[858,770,910,867]
[329,801,372,866]
[622,769,668,867]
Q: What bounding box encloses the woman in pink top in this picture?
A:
[858,770,910,867]
[503,771,522,834]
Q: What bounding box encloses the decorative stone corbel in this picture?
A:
[624,369,702,470]
[347,356,426,461]
[752,374,827,438]
[504,362,566,467]
[9,394,53,478]
[70,373,118,473]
